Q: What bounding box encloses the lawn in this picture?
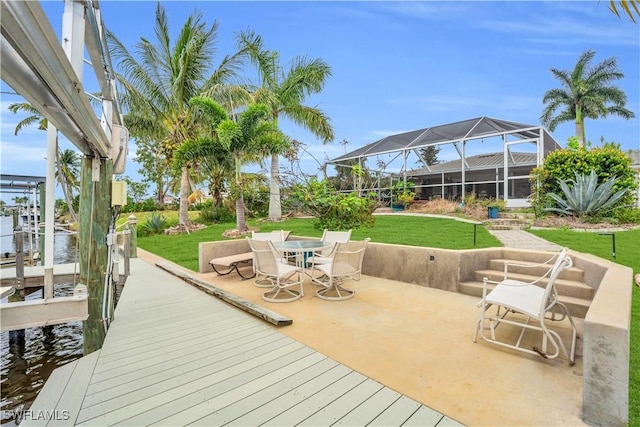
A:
[134,214,502,272]
[133,212,639,424]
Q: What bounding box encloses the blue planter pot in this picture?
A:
[391,204,405,212]
[488,206,499,219]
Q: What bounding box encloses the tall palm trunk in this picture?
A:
[575,104,585,147]
[56,148,78,223]
[268,153,282,220]
[235,195,246,231]
[179,166,190,226]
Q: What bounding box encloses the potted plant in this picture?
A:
[391,182,416,211]
[486,199,503,219]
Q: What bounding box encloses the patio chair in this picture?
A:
[251,230,290,242]
[250,230,290,286]
[247,238,303,303]
[313,238,370,301]
[472,247,578,365]
[308,229,352,276]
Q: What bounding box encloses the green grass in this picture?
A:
[529,227,640,424]
[136,214,501,271]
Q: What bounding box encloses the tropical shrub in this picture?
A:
[198,205,236,224]
[612,207,640,224]
[545,170,628,217]
[530,143,637,213]
[293,178,377,231]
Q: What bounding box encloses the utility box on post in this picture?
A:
[112,180,127,207]
[111,125,129,175]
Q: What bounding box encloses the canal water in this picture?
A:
[1,216,83,425]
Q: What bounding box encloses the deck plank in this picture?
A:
[299,377,385,425]
[262,371,368,426]
[333,387,403,426]
[146,352,329,426]
[224,363,353,427]
[47,351,100,426]
[78,343,310,425]
[402,405,446,426]
[367,395,423,426]
[21,360,79,426]
[27,257,458,427]
[191,358,342,426]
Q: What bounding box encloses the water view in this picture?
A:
[0,216,82,425]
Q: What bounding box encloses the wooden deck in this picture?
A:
[24,258,462,426]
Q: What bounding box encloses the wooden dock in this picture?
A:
[23,258,462,426]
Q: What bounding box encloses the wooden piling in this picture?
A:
[14,226,24,290]
[79,157,113,354]
[128,214,137,258]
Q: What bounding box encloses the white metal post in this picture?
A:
[43,124,56,299]
[503,135,508,202]
[461,141,466,201]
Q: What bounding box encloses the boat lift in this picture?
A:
[1,1,128,334]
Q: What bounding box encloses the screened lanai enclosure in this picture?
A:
[329,117,561,207]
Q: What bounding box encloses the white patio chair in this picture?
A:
[473,247,578,365]
[308,229,352,277]
[247,238,303,303]
[314,238,370,301]
[250,230,290,286]
[251,230,290,242]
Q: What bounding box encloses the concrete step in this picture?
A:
[487,258,585,282]
[485,218,532,230]
[498,212,536,220]
[460,281,591,318]
[472,269,594,300]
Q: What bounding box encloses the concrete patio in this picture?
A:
[139,249,587,427]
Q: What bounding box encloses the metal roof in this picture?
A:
[407,152,537,176]
[331,116,560,163]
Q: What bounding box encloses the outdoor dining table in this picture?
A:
[272,240,333,277]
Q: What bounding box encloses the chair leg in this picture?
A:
[262,271,303,303]
[316,277,354,301]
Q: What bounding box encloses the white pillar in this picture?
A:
[43,124,56,299]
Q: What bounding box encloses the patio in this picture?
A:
[140,249,587,426]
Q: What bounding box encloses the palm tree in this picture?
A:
[8,102,80,222]
[541,49,635,147]
[107,4,249,229]
[238,31,334,220]
[609,0,640,22]
[56,149,80,223]
[176,97,287,231]
[8,102,48,133]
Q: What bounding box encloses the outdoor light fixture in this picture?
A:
[599,232,616,259]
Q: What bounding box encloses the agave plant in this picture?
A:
[141,213,168,235]
[545,170,627,216]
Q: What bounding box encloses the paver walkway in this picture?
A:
[488,229,561,251]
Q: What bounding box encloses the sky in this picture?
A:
[1,1,639,204]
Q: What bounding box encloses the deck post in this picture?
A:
[14,226,24,290]
[12,210,18,230]
[128,214,137,258]
[79,156,113,354]
[123,224,131,279]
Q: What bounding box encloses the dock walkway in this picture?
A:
[24,257,460,426]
